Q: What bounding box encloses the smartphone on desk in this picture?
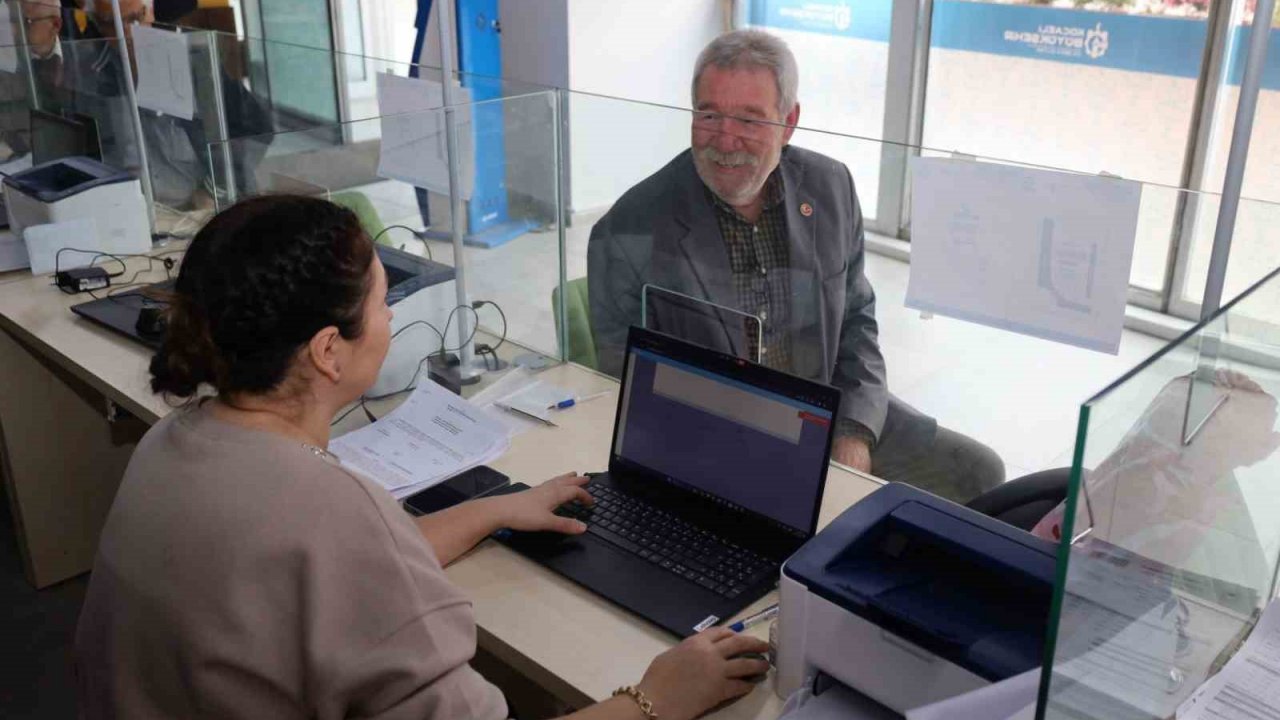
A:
[402,465,511,516]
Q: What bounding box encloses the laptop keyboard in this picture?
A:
[556,483,778,599]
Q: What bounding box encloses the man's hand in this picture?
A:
[831,435,872,473]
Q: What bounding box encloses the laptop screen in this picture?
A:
[613,342,836,535]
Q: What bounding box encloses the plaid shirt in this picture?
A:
[709,172,792,371]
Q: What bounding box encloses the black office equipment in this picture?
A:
[494,326,842,638]
[402,465,510,516]
[29,109,102,165]
[70,245,455,348]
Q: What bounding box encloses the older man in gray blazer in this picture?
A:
[587,29,1003,502]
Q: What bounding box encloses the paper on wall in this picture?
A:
[330,378,508,499]
[132,25,195,120]
[375,71,474,197]
[906,157,1141,354]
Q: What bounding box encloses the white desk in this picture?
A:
[0,255,884,719]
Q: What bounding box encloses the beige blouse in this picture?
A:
[75,403,508,719]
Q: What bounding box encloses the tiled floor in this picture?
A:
[0,492,87,719]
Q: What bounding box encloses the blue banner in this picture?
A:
[928,1,1209,79]
[753,0,1280,91]
[749,0,892,43]
[1225,25,1280,88]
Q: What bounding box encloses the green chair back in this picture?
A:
[330,191,387,242]
[552,277,597,370]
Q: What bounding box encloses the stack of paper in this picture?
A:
[1178,598,1280,719]
[331,379,508,500]
[467,367,574,434]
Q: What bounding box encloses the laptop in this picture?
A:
[495,326,842,637]
[30,109,103,165]
[70,244,454,348]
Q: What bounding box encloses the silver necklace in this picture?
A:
[302,443,339,464]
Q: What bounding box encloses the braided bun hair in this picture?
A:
[150,195,373,399]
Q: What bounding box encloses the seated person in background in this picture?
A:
[588,29,1004,503]
[64,0,271,208]
[75,195,769,720]
[0,0,70,161]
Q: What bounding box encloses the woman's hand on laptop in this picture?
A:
[493,473,594,535]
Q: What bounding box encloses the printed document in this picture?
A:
[132,26,195,120]
[907,158,1140,354]
[331,379,508,499]
[1178,597,1280,719]
[375,72,473,197]
[468,367,574,435]
[906,668,1039,720]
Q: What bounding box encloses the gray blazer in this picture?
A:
[588,145,927,442]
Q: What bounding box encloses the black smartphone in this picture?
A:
[402,465,511,516]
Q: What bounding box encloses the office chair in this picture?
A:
[551,277,597,370]
[330,191,387,242]
[965,467,1071,532]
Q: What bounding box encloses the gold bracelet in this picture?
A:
[612,685,658,719]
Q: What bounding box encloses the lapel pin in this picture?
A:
[800,202,813,217]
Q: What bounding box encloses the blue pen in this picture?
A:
[550,390,612,410]
[729,604,779,632]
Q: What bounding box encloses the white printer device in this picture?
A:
[775,483,1056,715]
[2,156,151,262]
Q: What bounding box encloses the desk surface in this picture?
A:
[0,258,884,719]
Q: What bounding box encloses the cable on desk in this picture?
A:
[54,247,129,283]
[54,247,185,287]
[471,299,507,370]
[81,252,183,302]
[372,224,433,261]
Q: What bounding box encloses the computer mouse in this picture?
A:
[731,652,771,683]
[135,305,168,337]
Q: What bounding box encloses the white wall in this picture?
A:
[566,0,724,213]
[500,0,570,89]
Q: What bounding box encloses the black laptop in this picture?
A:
[70,244,454,348]
[495,326,841,637]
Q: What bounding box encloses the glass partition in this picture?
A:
[0,34,143,178]
[1039,265,1280,719]
[0,16,545,219]
[207,90,562,398]
[562,88,1280,505]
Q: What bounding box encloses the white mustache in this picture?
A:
[697,147,759,168]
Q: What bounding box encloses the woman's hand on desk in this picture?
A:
[636,628,770,720]
[492,473,594,535]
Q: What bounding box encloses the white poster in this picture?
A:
[132,25,195,120]
[375,71,473,198]
[907,157,1141,354]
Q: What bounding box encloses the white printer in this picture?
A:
[775,483,1056,715]
[2,156,150,256]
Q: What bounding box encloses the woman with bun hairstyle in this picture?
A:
[74,195,768,720]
